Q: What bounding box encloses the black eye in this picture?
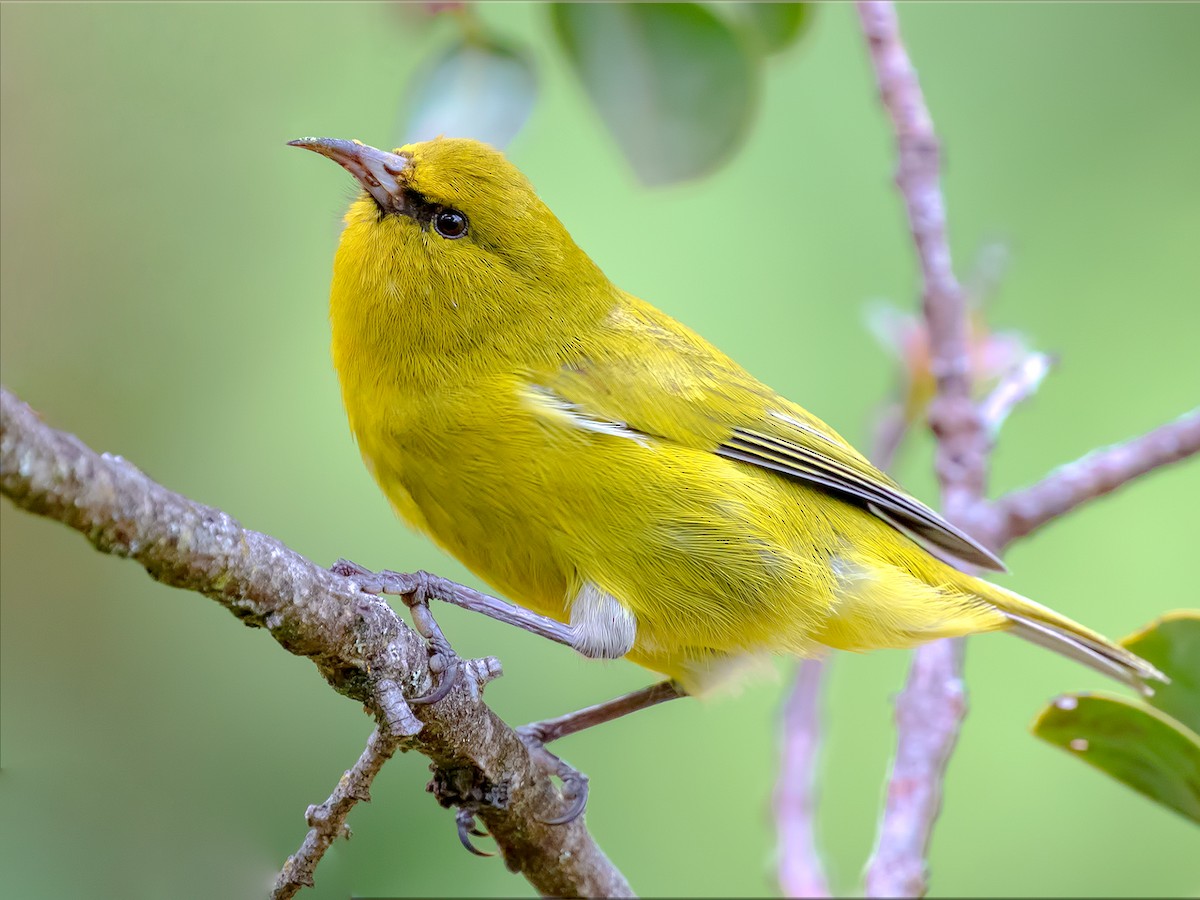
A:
[433,208,468,239]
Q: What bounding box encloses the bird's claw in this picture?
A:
[517,725,591,825]
[455,807,494,857]
[409,648,460,705]
[540,768,589,825]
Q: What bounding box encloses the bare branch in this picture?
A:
[991,409,1200,548]
[865,639,966,899]
[273,728,401,899]
[857,3,984,895]
[0,386,633,899]
[855,6,1197,896]
[856,1,984,514]
[774,659,831,899]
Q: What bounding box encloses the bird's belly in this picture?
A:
[360,413,845,661]
[359,435,575,625]
[351,386,986,695]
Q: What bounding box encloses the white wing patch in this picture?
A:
[523,383,652,447]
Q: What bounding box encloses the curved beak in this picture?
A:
[288,137,411,211]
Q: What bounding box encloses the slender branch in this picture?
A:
[856,1,983,513]
[273,728,401,899]
[978,353,1055,439]
[991,409,1200,548]
[857,3,986,896]
[867,639,967,899]
[774,659,831,899]
[856,6,1200,896]
[0,386,633,899]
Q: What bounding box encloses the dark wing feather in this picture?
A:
[717,429,1006,571]
[538,296,1005,573]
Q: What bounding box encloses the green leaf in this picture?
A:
[1033,691,1200,826]
[1121,610,1200,735]
[550,3,758,186]
[403,36,536,150]
[737,3,812,55]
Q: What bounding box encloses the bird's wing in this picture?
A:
[537,299,1004,572]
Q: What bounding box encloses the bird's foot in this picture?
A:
[516,722,590,825]
[427,764,512,858]
[332,559,501,704]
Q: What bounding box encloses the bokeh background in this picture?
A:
[2,4,1198,898]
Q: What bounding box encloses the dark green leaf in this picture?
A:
[737,3,812,55]
[551,3,758,186]
[1121,610,1200,735]
[1033,691,1200,826]
[403,37,536,150]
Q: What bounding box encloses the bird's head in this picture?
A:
[290,136,609,330]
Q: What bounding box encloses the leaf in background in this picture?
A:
[550,3,758,186]
[1121,610,1200,735]
[1033,692,1200,826]
[402,36,536,150]
[736,3,812,55]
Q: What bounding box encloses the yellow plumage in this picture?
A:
[297,135,1160,696]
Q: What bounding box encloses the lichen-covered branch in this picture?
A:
[0,386,633,899]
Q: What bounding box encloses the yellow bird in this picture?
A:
[291,135,1160,707]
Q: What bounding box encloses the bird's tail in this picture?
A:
[975,581,1167,695]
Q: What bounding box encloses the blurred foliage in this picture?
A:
[3,3,1200,899]
[549,3,759,185]
[1033,613,1200,826]
[404,31,536,151]
[735,2,813,55]
[404,2,811,183]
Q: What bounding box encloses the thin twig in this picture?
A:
[774,658,831,899]
[857,3,986,896]
[0,386,634,899]
[273,728,401,899]
[867,639,966,899]
[978,353,1055,439]
[856,1,982,509]
[991,409,1200,548]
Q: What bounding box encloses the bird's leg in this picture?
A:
[333,559,579,649]
[333,561,644,664]
[334,560,685,825]
[518,680,686,824]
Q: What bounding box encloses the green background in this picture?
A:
[2,4,1197,897]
